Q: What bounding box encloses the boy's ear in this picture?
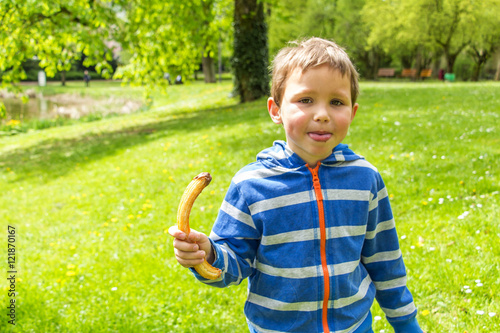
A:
[268,97,282,124]
[351,103,358,121]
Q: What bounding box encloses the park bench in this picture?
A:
[377,68,395,78]
[420,69,432,78]
[401,69,417,78]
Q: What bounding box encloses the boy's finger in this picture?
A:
[175,249,206,260]
[175,249,206,267]
[168,225,186,240]
[173,238,200,252]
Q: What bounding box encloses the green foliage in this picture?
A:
[363,0,500,74]
[233,0,270,102]
[0,0,116,84]
[267,0,500,79]
[0,0,234,98]
[0,102,6,119]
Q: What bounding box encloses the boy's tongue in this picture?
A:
[308,132,332,142]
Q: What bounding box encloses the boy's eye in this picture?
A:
[299,98,313,104]
[331,99,343,106]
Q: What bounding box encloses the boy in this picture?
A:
[169,37,422,333]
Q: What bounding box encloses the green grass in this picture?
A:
[0,80,499,332]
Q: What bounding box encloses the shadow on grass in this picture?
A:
[1,99,268,184]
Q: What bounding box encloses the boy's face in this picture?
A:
[268,64,358,166]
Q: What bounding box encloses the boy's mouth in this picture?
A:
[308,131,332,142]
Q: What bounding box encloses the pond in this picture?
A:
[1,97,57,121]
[1,90,142,123]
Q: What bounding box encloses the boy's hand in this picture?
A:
[168,226,215,268]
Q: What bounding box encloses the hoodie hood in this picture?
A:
[256,140,364,169]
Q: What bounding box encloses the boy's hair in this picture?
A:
[270,37,360,107]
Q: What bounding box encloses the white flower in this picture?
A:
[477,310,484,315]
[111,287,118,291]
[374,316,382,321]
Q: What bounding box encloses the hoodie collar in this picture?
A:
[257,140,363,169]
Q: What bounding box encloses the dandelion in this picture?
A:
[422,200,428,206]
[66,271,76,276]
[127,214,134,219]
[69,245,76,250]
[421,310,430,316]
[67,264,76,269]
[6,120,21,126]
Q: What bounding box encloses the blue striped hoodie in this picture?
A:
[192,140,422,333]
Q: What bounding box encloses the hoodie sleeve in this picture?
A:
[190,180,261,287]
[361,173,423,332]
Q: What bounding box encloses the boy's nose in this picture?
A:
[313,106,330,123]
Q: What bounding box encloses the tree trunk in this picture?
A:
[495,58,500,81]
[61,70,66,86]
[233,0,269,103]
[446,53,457,73]
[202,54,216,83]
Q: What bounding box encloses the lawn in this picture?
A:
[0,79,499,332]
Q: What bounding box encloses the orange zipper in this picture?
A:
[308,163,330,333]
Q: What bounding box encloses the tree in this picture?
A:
[467,0,500,81]
[268,0,338,56]
[232,0,269,102]
[0,0,115,87]
[363,0,482,75]
[199,0,233,83]
[334,0,385,80]
[0,0,233,98]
